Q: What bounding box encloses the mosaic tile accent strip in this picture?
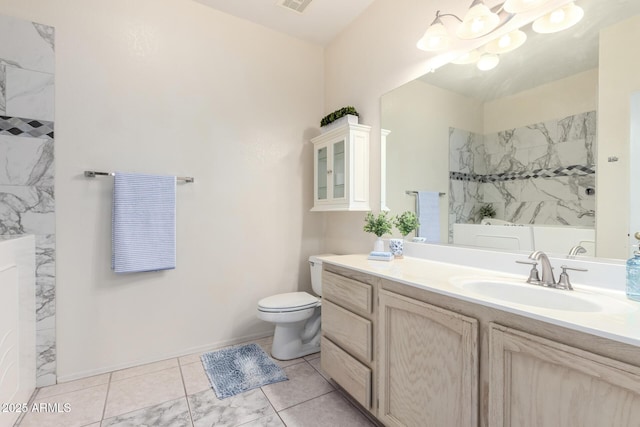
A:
[0,115,54,139]
[450,164,595,183]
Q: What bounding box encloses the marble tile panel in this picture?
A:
[5,66,55,122]
[180,359,211,396]
[0,134,54,186]
[558,111,596,142]
[102,397,192,427]
[0,15,55,73]
[188,388,276,427]
[111,358,178,382]
[261,359,334,411]
[36,327,56,387]
[511,176,579,203]
[278,390,375,427]
[238,414,285,427]
[35,234,55,330]
[586,134,596,166]
[20,383,107,427]
[0,185,55,235]
[573,175,596,201]
[556,139,589,166]
[558,200,596,227]
[104,367,185,418]
[37,373,110,399]
[515,121,557,150]
[0,64,5,113]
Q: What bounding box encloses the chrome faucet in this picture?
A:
[528,250,555,286]
[577,210,595,218]
[568,245,587,257]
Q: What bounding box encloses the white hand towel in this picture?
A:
[417,191,440,243]
[112,172,176,273]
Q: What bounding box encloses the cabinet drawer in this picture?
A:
[321,336,372,409]
[323,270,372,316]
[322,299,372,363]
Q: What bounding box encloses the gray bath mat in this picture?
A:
[201,343,288,399]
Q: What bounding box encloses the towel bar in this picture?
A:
[84,170,194,183]
[406,190,445,196]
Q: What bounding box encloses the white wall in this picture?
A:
[0,0,325,381]
[484,69,598,134]
[597,15,640,259]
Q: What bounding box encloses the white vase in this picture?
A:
[374,237,384,252]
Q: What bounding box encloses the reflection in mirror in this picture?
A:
[383,0,640,260]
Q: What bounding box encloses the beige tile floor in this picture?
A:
[17,337,377,427]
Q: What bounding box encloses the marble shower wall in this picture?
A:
[449,112,596,242]
[0,13,56,386]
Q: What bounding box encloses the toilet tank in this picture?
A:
[309,254,333,296]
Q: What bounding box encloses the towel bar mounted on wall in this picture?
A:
[406,190,446,196]
[84,170,195,183]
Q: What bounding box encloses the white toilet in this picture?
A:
[257,255,329,360]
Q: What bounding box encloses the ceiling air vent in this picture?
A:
[278,0,313,14]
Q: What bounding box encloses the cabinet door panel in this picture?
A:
[489,323,640,427]
[378,290,478,427]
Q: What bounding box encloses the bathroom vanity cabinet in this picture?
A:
[310,123,370,212]
[320,265,377,413]
[320,258,640,427]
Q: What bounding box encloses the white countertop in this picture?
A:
[321,254,640,348]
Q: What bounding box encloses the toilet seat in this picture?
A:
[258,292,319,313]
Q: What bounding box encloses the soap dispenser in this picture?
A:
[626,232,640,302]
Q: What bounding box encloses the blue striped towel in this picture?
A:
[112,172,176,273]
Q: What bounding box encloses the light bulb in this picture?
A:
[498,34,511,49]
[477,53,499,71]
[550,8,566,24]
[532,2,584,34]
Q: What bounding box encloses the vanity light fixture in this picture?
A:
[456,0,501,39]
[484,29,527,54]
[416,12,453,51]
[416,0,511,52]
[532,1,584,34]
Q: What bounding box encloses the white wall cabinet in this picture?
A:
[311,123,370,211]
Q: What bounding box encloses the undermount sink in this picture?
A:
[450,277,632,313]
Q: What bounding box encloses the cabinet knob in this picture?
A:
[327,170,333,174]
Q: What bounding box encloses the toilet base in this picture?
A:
[270,308,321,360]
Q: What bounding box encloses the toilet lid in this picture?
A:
[258,292,319,312]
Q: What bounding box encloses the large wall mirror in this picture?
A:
[383,0,640,260]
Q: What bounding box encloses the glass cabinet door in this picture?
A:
[332,140,345,199]
[317,146,328,200]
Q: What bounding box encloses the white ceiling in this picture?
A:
[193,0,376,45]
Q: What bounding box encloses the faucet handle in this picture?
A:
[556,265,588,290]
[516,260,540,284]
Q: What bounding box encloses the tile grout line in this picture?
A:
[177,357,197,427]
[257,387,287,427]
[100,373,113,423]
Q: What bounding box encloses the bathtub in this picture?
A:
[453,223,595,256]
[0,236,35,427]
